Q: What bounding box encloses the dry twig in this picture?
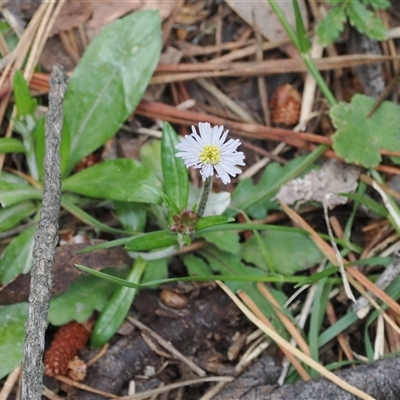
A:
[21,65,67,400]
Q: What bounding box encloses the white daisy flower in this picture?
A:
[175,122,245,185]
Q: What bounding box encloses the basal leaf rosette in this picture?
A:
[330,94,400,168]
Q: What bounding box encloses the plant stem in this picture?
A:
[301,53,337,106]
[197,176,213,218]
[268,0,337,107]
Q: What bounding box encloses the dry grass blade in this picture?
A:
[346,267,400,317]
[280,202,400,318]
[217,281,375,400]
[238,290,311,381]
[346,275,400,337]
[0,366,21,400]
[257,283,310,356]
[326,301,355,362]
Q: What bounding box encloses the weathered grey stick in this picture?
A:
[21,64,68,400]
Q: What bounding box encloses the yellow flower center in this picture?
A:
[199,145,221,165]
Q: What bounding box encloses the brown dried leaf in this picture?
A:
[49,1,93,37]
[224,0,308,41]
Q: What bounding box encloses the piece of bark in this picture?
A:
[68,288,241,400]
[241,356,400,400]
[21,65,67,400]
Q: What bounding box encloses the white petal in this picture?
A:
[221,139,241,152]
[211,125,224,145]
[201,163,214,179]
[185,135,203,150]
[188,126,203,145]
[217,129,229,147]
[221,153,245,166]
[214,164,231,184]
[198,122,212,143]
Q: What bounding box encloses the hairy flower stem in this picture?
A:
[197,177,213,218]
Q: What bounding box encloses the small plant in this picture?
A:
[316,0,389,46]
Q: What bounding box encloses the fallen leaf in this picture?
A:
[224,0,308,41]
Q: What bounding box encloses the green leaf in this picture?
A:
[295,267,339,286]
[125,230,178,251]
[114,201,147,232]
[0,172,28,185]
[62,159,162,204]
[161,122,188,212]
[292,0,310,52]
[316,7,346,46]
[339,192,387,217]
[0,181,42,207]
[141,258,168,286]
[331,94,400,167]
[347,1,387,40]
[76,237,135,253]
[161,192,180,217]
[0,21,18,50]
[61,195,131,235]
[309,278,332,378]
[0,201,36,233]
[361,0,390,10]
[183,254,212,276]
[318,310,358,348]
[33,117,45,182]
[48,268,128,325]
[195,215,234,232]
[91,258,146,347]
[75,263,310,288]
[0,303,28,379]
[13,71,36,117]
[0,138,26,154]
[64,10,162,173]
[241,230,324,275]
[0,225,36,284]
[201,231,240,254]
[140,140,162,180]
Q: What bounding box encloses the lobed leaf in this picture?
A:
[347,1,387,40]
[316,7,346,46]
[331,94,400,168]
